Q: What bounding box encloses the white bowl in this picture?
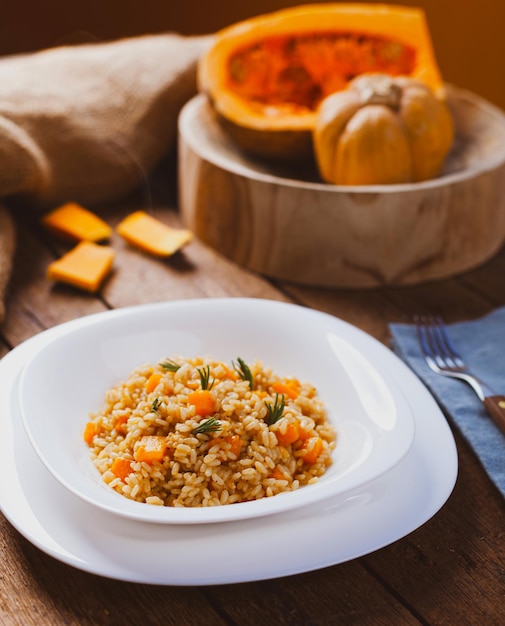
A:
[18,298,415,524]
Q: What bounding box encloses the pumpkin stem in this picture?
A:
[354,74,402,110]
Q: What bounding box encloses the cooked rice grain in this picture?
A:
[85,356,336,507]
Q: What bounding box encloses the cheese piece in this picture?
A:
[47,242,115,292]
[41,202,112,242]
[116,211,192,257]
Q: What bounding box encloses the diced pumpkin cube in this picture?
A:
[188,390,215,416]
[113,414,129,434]
[47,241,114,292]
[134,435,167,463]
[219,435,242,458]
[116,210,192,257]
[271,466,288,481]
[271,379,301,400]
[300,436,324,464]
[110,457,133,481]
[83,421,100,445]
[145,372,163,394]
[274,420,301,446]
[41,202,112,242]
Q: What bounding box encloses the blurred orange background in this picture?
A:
[1,0,504,111]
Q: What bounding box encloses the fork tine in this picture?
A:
[414,315,505,431]
[433,316,465,367]
[414,316,442,368]
[428,317,452,364]
[414,315,465,372]
[423,317,449,369]
[414,316,431,357]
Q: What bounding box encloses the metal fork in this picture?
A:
[415,315,505,436]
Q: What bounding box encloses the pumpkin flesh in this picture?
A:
[227,32,417,114]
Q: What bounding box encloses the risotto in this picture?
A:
[84,355,336,507]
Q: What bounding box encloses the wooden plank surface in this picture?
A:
[1,200,505,626]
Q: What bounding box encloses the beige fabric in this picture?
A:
[0,33,212,321]
[0,205,15,322]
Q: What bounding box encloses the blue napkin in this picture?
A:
[389,307,505,498]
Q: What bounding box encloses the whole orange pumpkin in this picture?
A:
[313,74,454,185]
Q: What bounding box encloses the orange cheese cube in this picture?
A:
[41,202,112,242]
[116,211,192,257]
[47,241,115,292]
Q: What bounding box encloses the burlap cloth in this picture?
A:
[0,32,213,322]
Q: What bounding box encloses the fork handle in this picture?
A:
[483,395,505,437]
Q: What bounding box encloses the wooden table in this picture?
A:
[1,177,505,625]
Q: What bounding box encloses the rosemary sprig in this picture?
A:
[192,417,221,435]
[151,398,162,413]
[265,393,285,425]
[160,359,180,372]
[197,365,215,390]
[233,357,254,390]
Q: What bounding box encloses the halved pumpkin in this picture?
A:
[198,3,445,160]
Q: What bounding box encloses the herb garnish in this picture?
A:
[233,357,254,390]
[265,393,285,425]
[160,359,180,372]
[151,398,162,413]
[197,365,215,390]
[192,417,221,435]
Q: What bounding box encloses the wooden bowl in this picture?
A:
[178,86,505,287]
